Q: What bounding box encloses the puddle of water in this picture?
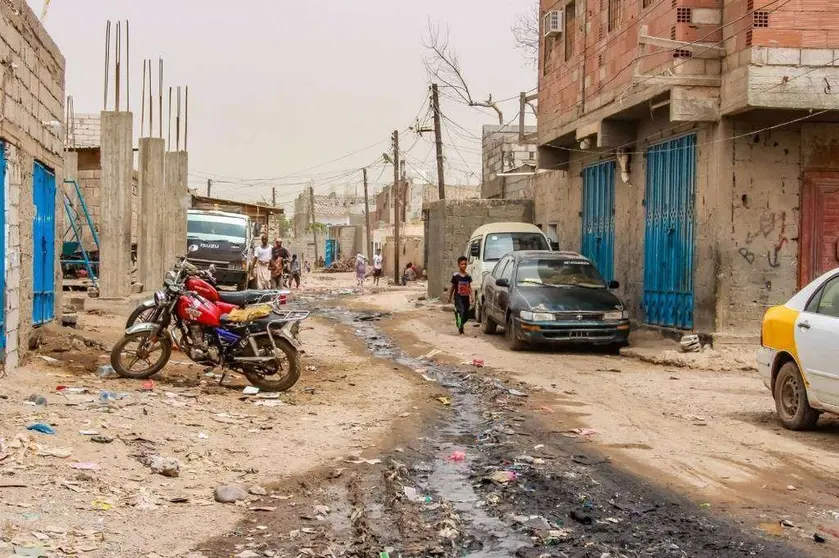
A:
[315,306,530,555]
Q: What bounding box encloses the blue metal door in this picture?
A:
[0,143,6,353]
[582,160,616,282]
[33,161,56,325]
[324,239,337,267]
[643,134,696,329]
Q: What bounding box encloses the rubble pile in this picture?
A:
[323,257,356,273]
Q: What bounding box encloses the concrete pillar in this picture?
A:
[99,111,133,298]
[164,151,189,268]
[137,138,166,290]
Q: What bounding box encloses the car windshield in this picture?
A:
[516,258,606,289]
[483,233,549,261]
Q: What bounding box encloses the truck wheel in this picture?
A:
[774,361,820,430]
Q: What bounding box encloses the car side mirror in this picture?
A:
[469,244,480,257]
[608,280,620,289]
[495,278,510,288]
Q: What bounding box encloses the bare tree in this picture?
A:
[423,22,504,125]
[512,2,540,68]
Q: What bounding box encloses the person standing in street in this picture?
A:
[290,254,302,289]
[447,256,473,335]
[372,249,383,286]
[271,239,291,288]
[355,253,367,287]
[252,234,273,290]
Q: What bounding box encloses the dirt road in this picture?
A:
[2,272,837,556]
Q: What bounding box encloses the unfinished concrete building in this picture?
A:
[537,0,839,338]
[0,1,66,369]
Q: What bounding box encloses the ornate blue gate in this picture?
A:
[581,160,616,282]
[33,161,56,326]
[643,134,696,329]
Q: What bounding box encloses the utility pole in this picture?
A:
[431,83,446,200]
[272,187,276,207]
[206,178,212,197]
[362,167,372,260]
[392,130,401,284]
[309,182,319,266]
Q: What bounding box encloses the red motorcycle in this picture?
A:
[110,248,308,392]
[127,265,289,328]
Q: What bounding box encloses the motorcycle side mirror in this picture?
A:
[208,264,216,274]
[188,245,199,253]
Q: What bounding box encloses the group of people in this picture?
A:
[251,235,303,290]
[354,249,384,286]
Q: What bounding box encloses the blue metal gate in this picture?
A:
[0,143,6,353]
[324,239,337,267]
[33,161,56,325]
[581,160,616,282]
[643,134,696,329]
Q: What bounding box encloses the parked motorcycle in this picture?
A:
[127,263,289,328]
[110,246,308,392]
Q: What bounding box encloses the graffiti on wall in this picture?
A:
[737,210,790,269]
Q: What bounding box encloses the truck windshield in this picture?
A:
[187,216,248,243]
[484,232,549,262]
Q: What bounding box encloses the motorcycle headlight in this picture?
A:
[154,290,168,306]
[604,310,628,320]
[520,311,555,321]
[164,271,177,285]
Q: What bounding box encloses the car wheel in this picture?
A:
[774,361,820,430]
[506,315,526,351]
[480,304,497,335]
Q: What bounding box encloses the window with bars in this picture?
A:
[676,7,691,23]
[608,0,622,32]
[753,11,769,27]
[565,2,576,61]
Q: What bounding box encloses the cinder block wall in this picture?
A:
[425,199,535,299]
[0,0,65,369]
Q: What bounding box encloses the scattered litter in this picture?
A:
[534,444,545,450]
[508,388,527,397]
[58,386,88,394]
[378,553,390,558]
[403,486,431,504]
[39,355,60,364]
[97,365,117,378]
[306,365,318,372]
[780,519,797,528]
[98,391,127,404]
[26,423,55,435]
[421,374,437,382]
[486,470,517,485]
[91,500,112,511]
[141,380,155,391]
[472,358,484,368]
[569,509,592,525]
[197,432,209,440]
[448,451,466,462]
[242,386,260,395]
[25,395,48,406]
[253,400,285,407]
[249,506,277,512]
[215,485,248,503]
[814,533,827,543]
[436,396,451,406]
[700,502,711,509]
[680,334,701,353]
[79,430,99,436]
[70,462,101,470]
[90,435,113,444]
[786,485,796,491]
[314,504,331,515]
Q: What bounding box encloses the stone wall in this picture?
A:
[425,199,535,299]
[0,0,65,369]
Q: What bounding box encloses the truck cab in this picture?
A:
[187,209,253,289]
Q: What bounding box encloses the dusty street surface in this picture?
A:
[1,273,836,557]
[0,289,429,557]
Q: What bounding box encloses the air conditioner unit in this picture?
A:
[544,10,563,38]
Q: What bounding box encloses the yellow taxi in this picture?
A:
[759,268,839,430]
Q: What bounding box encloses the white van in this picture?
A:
[464,222,551,320]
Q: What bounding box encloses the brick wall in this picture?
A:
[0,0,65,369]
[74,168,139,252]
[425,199,535,299]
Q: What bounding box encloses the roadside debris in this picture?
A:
[97,364,117,378]
[471,358,484,368]
[25,394,48,406]
[140,455,180,477]
[436,396,451,406]
[680,334,701,353]
[26,423,55,435]
[448,451,466,462]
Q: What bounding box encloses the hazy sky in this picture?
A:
[30,0,536,211]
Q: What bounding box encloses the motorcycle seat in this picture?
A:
[218,289,279,308]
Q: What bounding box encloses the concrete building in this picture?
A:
[537,0,839,337]
[0,1,65,369]
[482,124,538,200]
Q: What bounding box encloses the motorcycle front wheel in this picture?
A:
[110,331,172,379]
[125,304,156,329]
[243,337,300,392]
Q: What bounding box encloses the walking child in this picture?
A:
[448,256,473,334]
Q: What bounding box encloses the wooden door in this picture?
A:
[800,171,839,286]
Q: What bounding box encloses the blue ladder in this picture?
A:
[61,179,99,288]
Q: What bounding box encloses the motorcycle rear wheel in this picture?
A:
[243,337,300,392]
[110,331,172,379]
